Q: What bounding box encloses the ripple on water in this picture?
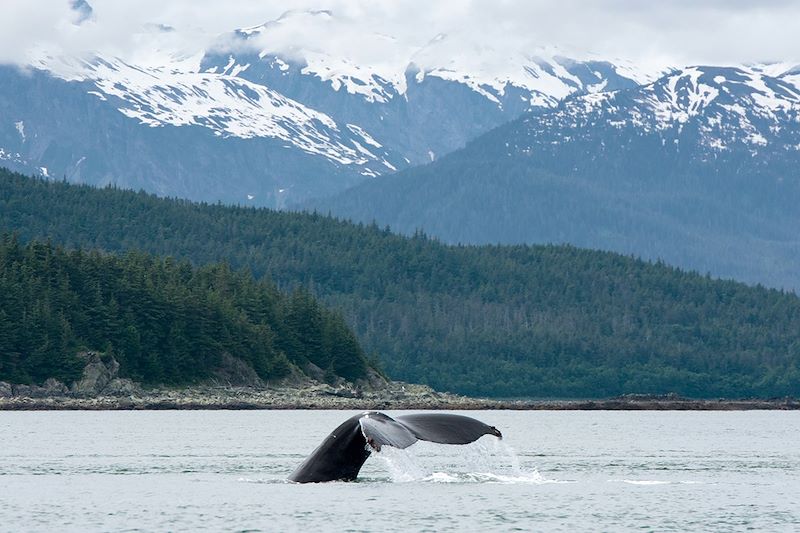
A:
[607,479,707,485]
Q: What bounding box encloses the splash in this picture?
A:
[237,477,291,485]
[369,436,553,484]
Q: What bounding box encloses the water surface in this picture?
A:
[1,410,798,531]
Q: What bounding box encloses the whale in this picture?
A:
[288,411,503,483]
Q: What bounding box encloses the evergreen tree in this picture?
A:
[0,235,371,386]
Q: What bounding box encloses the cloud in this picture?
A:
[70,0,94,24]
[0,0,798,72]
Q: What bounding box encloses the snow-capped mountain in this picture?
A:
[85,56,399,173]
[17,43,403,178]
[200,9,659,167]
[309,66,800,289]
[0,5,656,206]
[514,66,800,162]
[0,10,655,207]
[208,10,656,107]
[1,7,798,210]
[0,65,388,205]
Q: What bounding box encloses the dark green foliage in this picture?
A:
[0,233,369,385]
[1,169,799,397]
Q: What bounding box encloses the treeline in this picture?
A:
[0,234,369,385]
[1,169,799,397]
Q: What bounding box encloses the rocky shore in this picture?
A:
[2,352,798,411]
[1,383,798,411]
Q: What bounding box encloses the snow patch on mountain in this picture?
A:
[641,67,800,148]
[0,147,26,166]
[14,121,25,141]
[299,50,404,103]
[212,10,665,109]
[518,66,800,156]
[645,67,721,124]
[409,35,589,107]
[220,10,409,104]
[28,52,395,172]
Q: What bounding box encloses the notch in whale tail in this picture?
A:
[288,412,502,483]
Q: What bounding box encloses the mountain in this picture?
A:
[0,57,399,207]
[3,168,800,398]
[309,65,800,289]
[0,9,656,206]
[200,9,655,168]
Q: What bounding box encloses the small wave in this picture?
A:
[420,471,556,484]
[608,479,705,485]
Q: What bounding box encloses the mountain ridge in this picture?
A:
[1,9,667,206]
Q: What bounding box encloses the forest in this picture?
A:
[1,168,799,397]
[0,233,369,386]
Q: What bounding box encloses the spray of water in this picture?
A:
[369,436,553,484]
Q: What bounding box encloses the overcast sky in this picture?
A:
[1,0,798,71]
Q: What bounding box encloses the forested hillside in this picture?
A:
[2,169,799,397]
[0,234,369,386]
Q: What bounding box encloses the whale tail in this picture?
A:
[288,412,503,483]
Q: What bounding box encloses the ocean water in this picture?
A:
[0,410,798,532]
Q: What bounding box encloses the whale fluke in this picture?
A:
[288,411,502,483]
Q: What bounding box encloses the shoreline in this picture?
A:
[1,384,798,411]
